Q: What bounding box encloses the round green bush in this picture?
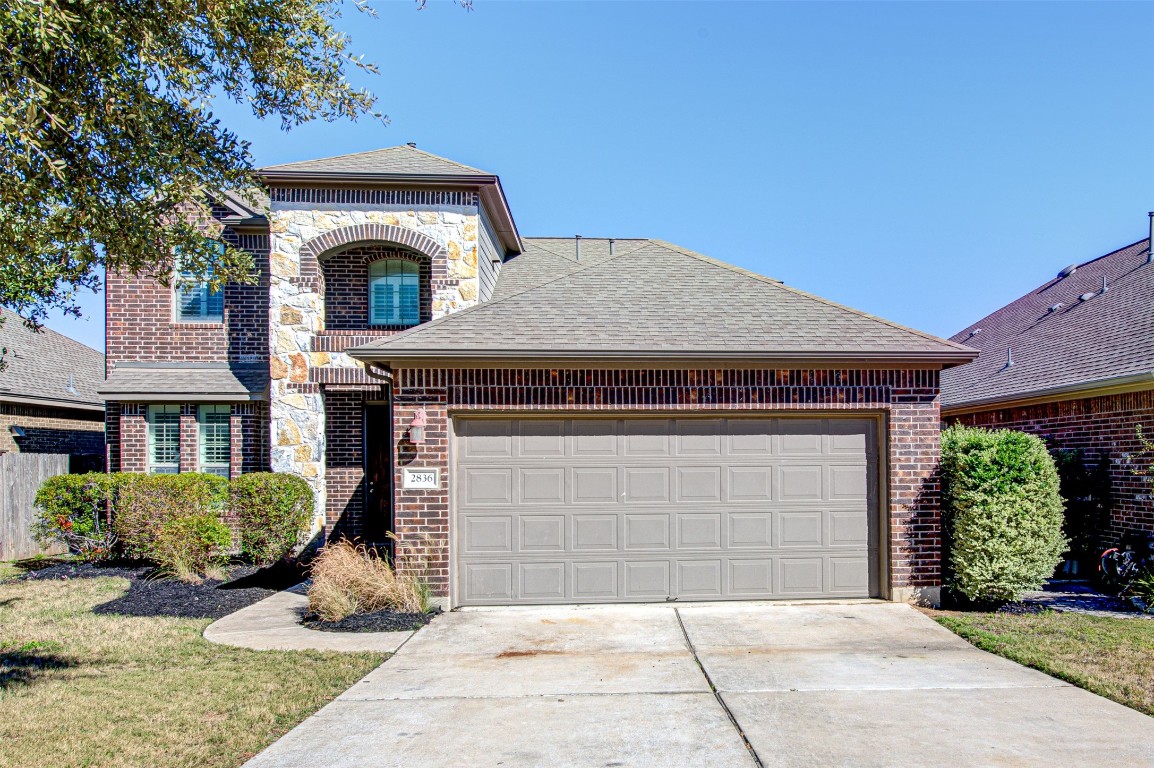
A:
[941,425,1068,603]
[230,473,314,565]
[153,513,232,582]
[113,472,229,560]
[33,473,120,561]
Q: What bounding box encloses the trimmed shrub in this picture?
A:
[941,425,1068,604]
[307,540,429,621]
[113,473,229,560]
[230,473,314,565]
[152,514,232,583]
[33,473,120,561]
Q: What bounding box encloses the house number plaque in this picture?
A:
[402,468,439,489]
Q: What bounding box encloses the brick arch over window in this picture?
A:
[298,224,446,280]
[321,245,433,331]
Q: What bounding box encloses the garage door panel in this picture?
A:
[678,513,723,549]
[520,468,566,504]
[573,561,619,599]
[572,466,618,503]
[520,562,566,600]
[624,466,670,502]
[572,515,617,551]
[623,419,671,456]
[676,466,722,502]
[624,514,671,550]
[778,465,824,500]
[455,417,877,605]
[518,419,566,457]
[625,561,670,597]
[520,515,565,552]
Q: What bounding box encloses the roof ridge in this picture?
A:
[649,240,976,353]
[405,145,489,175]
[526,238,651,262]
[260,145,492,175]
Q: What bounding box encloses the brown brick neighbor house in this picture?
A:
[99,145,976,606]
[0,308,105,468]
[942,221,1154,543]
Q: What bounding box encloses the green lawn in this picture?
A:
[0,574,385,768]
[928,607,1154,716]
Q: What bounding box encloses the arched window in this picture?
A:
[369,259,420,327]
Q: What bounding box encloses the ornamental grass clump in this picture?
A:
[941,425,1067,604]
[307,539,430,622]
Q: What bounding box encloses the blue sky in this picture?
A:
[46,0,1154,352]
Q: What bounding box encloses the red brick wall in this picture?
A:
[320,246,432,331]
[948,388,1154,541]
[105,227,269,371]
[386,367,943,599]
[0,403,104,457]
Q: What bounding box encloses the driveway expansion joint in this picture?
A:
[675,607,765,768]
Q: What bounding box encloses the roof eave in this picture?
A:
[258,170,523,255]
[0,393,105,412]
[346,347,978,368]
[95,389,266,402]
[942,371,1154,415]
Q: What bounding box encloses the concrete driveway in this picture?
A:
[245,602,1154,768]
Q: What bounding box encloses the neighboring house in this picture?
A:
[942,219,1154,542]
[99,144,976,606]
[0,309,105,469]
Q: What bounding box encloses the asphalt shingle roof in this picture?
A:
[260,145,493,177]
[941,238,1154,410]
[350,239,974,364]
[0,310,104,409]
[98,363,268,401]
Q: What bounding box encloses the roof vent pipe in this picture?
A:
[608,238,615,256]
[1101,275,1108,294]
[1004,347,1014,369]
[1147,212,1153,264]
[574,234,582,261]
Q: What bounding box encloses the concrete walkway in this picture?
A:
[203,590,412,653]
[244,601,1154,767]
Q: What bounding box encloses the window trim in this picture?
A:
[368,257,422,328]
[198,404,231,478]
[174,239,226,324]
[147,404,181,474]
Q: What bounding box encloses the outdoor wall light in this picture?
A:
[9,425,24,437]
[408,407,428,445]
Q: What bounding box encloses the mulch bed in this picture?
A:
[19,559,307,620]
[302,607,440,633]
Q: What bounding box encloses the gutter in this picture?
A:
[942,371,1154,415]
[346,348,980,368]
[0,393,105,413]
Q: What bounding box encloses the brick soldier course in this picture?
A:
[101,145,977,606]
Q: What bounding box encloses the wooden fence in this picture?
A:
[1,453,69,561]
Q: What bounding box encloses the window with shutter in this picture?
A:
[369,259,421,327]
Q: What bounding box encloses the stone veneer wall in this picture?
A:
[387,367,943,602]
[948,388,1154,541]
[267,193,484,526]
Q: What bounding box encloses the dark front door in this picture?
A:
[364,402,393,545]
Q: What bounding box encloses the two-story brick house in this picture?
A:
[100,145,976,607]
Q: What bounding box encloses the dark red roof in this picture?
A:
[941,237,1154,411]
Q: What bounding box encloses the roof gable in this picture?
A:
[941,237,1154,410]
[349,240,974,365]
[260,145,493,178]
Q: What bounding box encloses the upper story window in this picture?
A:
[369,259,420,327]
[148,404,181,474]
[198,405,231,478]
[175,240,225,323]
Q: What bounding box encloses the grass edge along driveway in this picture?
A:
[926,607,1154,718]
[0,575,384,768]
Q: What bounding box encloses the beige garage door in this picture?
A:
[453,417,879,605]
